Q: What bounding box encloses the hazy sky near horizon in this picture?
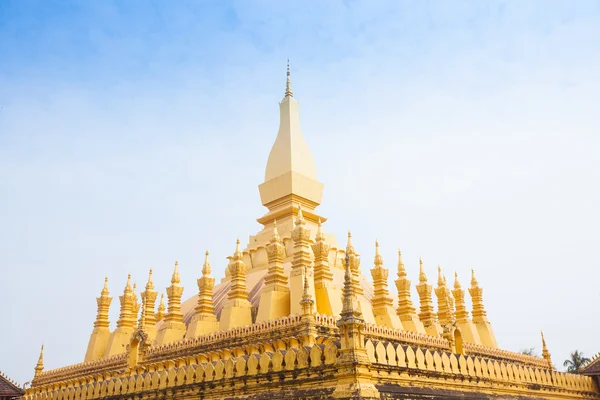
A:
[1,0,600,384]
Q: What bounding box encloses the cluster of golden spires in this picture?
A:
[25,64,590,400]
[74,211,556,370]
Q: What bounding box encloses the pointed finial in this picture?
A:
[541,330,552,365]
[437,265,444,286]
[285,59,293,98]
[397,250,406,277]
[315,218,325,241]
[471,268,479,287]
[454,272,461,289]
[124,273,132,294]
[202,251,211,276]
[138,292,147,329]
[303,265,310,293]
[541,330,547,346]
[171,261,180,284]
[419,258,427,282]
[295,204,305,226]
[271,220,280,242]
[101,276,109,295]
[156,292,166,321]
[34,344,44,376]
[346,231,354,255]
[374,240,383,267]
[146,269,154,290]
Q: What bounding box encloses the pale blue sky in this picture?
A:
[1,0,600,384]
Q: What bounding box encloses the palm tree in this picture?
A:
[563,351,590,373]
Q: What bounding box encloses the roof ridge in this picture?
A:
[0,369,24,394]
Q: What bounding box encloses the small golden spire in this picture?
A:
[346,231,355,255]
[541,330,553,367]
[468,268,489,324]
[295,204,305,227]
[397,250,407,278]
[171,261,180,284]
[232,238,244,261]
[300,265,314,316]
[146,269,154,291]
[137,292,147,330]
[125,273,132,294]
[34,344,44,376]
[471,268,479,287]
[315,218,325,241]
[271,219,280,242]
[340,248,361,320]
[419,258,427,283]
[93,275,112,329]
[374,240,383,267]
[202,251,211,276]
[101,276,109,296]
[156,293,166,322]
[285,59,293,98]
[437,265,445,286]
[454,272,461,289]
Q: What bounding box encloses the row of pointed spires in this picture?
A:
[88,207,490,338]
[39,206,551,376]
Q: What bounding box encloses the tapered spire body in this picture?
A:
[346,232,364,296]
[220,239,253,330]
[140,269,157,328]
[434,266,452,326]
[541,331,553,369]
[156,261,187,344]
[94,277,112,329]
[394,251,426,334]
[451,272,482,345]
[311,219,339,316]
[156,293,166,322]
[263,221,289,292]
[84,276,114,362]
[34,345,44,377]
[187,251,219,337]
[416,259,437,326]
[300,266,315,316]
[103,274,137,357]
[468,269,498,348]
[116,274,136,329]
[289,208,315,316]
[257,220,291,322]
[196,252,217,316]
[469,269,488,322]
[132,282,140,320]
[370,241,402,329]
[164,261,184,324]
[452,272,469,323]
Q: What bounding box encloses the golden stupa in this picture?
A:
[24,65,600,400]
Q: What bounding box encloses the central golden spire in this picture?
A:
[257,62,324,229]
